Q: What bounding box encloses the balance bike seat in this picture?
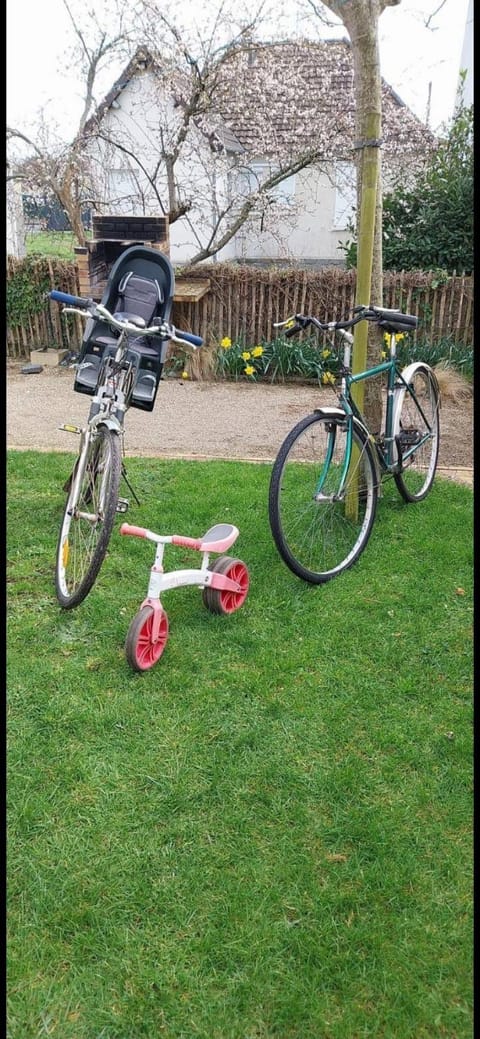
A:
[198,524,239,552]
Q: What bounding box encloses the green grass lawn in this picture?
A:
[7,451,473,1039]
[26,231,89,260]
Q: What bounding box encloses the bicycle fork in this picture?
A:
[313,421,341,501]
[313,416,362,502]
[63,426,93,520]
[60,425,116,523]
[313,414,381,506]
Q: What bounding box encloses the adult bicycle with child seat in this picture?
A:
[268,304,440,584]
[49,245,203,609]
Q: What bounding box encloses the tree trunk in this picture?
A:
[337,2,383,429]
[319,0,402,430]
[57,163,87,248]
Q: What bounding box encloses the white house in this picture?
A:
[84,39,435,268]
[455,0,473,110]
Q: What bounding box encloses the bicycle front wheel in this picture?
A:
[55,426,122,608]
[269,411,378,584]
[393,364,440,502]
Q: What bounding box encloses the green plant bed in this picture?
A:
[213,332,474,384]
[396,336,474,381]
[214,334,337,385]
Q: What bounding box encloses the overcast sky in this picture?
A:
[6,0,471,136]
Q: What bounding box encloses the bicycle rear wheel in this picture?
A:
[269,411,378,584]
[393,364,440,502]
[55,426,122,608]
[202,556,250,614]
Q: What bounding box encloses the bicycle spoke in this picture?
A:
[55,428,122,608]
[269,413,378,583]
[394,366,440,502]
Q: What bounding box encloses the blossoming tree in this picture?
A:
[84,1,348,265]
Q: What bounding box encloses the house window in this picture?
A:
[334,161,356,230]
[107,169,137,204]
[238,162,296,204]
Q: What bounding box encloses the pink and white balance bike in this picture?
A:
[120,521,249,672]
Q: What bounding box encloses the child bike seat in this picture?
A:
[114,272,163,327]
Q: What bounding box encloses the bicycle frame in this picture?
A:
[344,355,400,468]
[140,546,243,643]
[86,331,138,430]
[323,331,436,495]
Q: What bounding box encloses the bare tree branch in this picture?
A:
[6,1,133,246]
[425,0,448,30]
[188,149,326,263]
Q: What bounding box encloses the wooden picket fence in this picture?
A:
[174,265,473,350]
[6,256,473,359]
[7,255,82,359]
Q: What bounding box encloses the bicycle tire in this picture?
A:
[55,426,122,608]
[269,411,378,584]
[202,556,250,615]
[393,363,440,502]
[125,605,169,671]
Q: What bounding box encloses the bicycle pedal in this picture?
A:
[58,423,82,435]
[116,498,129,514]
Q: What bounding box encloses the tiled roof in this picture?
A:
[85,40,435,162]
[213,39,435,160]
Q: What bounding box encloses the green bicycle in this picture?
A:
[268,304,440,584]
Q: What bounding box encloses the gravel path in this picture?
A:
[7,363,473,483]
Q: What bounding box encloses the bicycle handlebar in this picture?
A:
[275,304,418,339]
[49,289,93,308]
[48,291,204,348]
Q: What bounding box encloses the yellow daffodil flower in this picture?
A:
[221,337,232,349]
[242,351,251,361]
[321,371,336,385]
[322,349,331,359]
[252,346,263,357]
[244,365,255,376]
[181,370,189,379]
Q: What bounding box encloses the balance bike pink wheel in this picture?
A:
[125,605,169,672]
[202,556,249,615]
